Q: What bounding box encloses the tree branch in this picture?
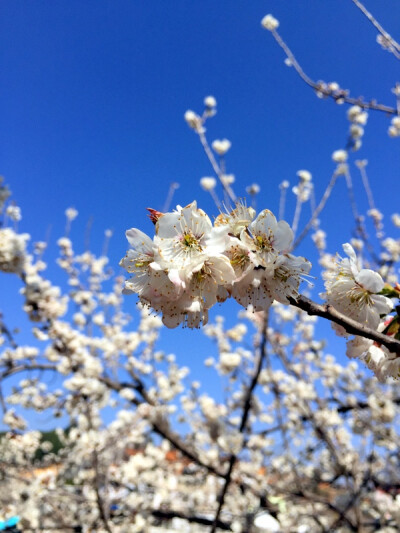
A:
[152,509,232,531]
[289,295,400,354]
[99,375,226,478]
[351,0,400,59]
[269,27,398,114]
[210,312,269,533]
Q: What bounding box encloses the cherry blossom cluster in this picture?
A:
[323,243,400,380]
[2,5,400,531]
[120,201,311,328]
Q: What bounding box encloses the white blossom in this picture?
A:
[332,149,348,163]
[5,205,22,221]
[261,14,279,31]
[0,228,29,273]
[212,138,231,155]
[184,109,202,131]
[323,243,393,331]
[65,207,78,221]
[204,95,217,108]
[200,176,217,191]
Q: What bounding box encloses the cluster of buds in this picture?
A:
[292,170,313,203]
[314,81,349,104]
[347,105,368,151]
[388,115,400,138]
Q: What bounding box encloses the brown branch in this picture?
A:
[210,313,269,533]
[152,509,232,531]
[0,318,18,349]
[0,363,58,380]
[99,375,226,478]
[332,395,400,414]
[297,489,358,532]
[92,448,113,533]
[289,295,400,354]
[327,464,372,531]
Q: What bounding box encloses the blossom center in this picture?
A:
[255,234,272,251]
[181,231,202,251]
[230,247,250,271]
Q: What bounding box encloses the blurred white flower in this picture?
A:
[296,170,312,182]
[332,149,348,163]
[219,352,241,373]
[200,176,217,191]
[221,173,235,185]
[246,183,260,195]
[328,81,340,92]
[347,105,362,121]
[261,14,279,31]
[184,109,202,131]
[350,124,364,139]
[65,207,78,221]
[388,115,400,137]
[0,228,29,273]
[391,213,400,227]
[5,205,21,221]
[204,95,217,108]
[212,139,231,155]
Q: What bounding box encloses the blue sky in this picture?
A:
[1,1,400,427]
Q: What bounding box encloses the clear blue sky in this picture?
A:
[1,1,399,426]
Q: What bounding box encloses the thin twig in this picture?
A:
[278,183,288,221]
[270,28,397,114]
[93,448,113,533]
[197,129,237,204]
[291,186,303,237]
[343,165,380,263]
[351,0,400,59]
[356,160,384,241]
[327,463,372,531]
[292,170,339,250]
[0,319,18,349]
[356,161,374,211]
[162,182,180,212]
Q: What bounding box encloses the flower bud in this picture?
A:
[261,14,279,31]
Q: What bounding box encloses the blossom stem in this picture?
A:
[162,181,180,212]
[197,129,237,204]
[343,166,379,263]
[291,184,304,237]
[292,170,338,250]
[278,184,287,221]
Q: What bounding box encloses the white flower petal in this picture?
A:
[125,228,153,254]
[342,243,357,264]
[355,269,384,293]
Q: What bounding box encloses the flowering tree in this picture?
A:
[1,3,400,532]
